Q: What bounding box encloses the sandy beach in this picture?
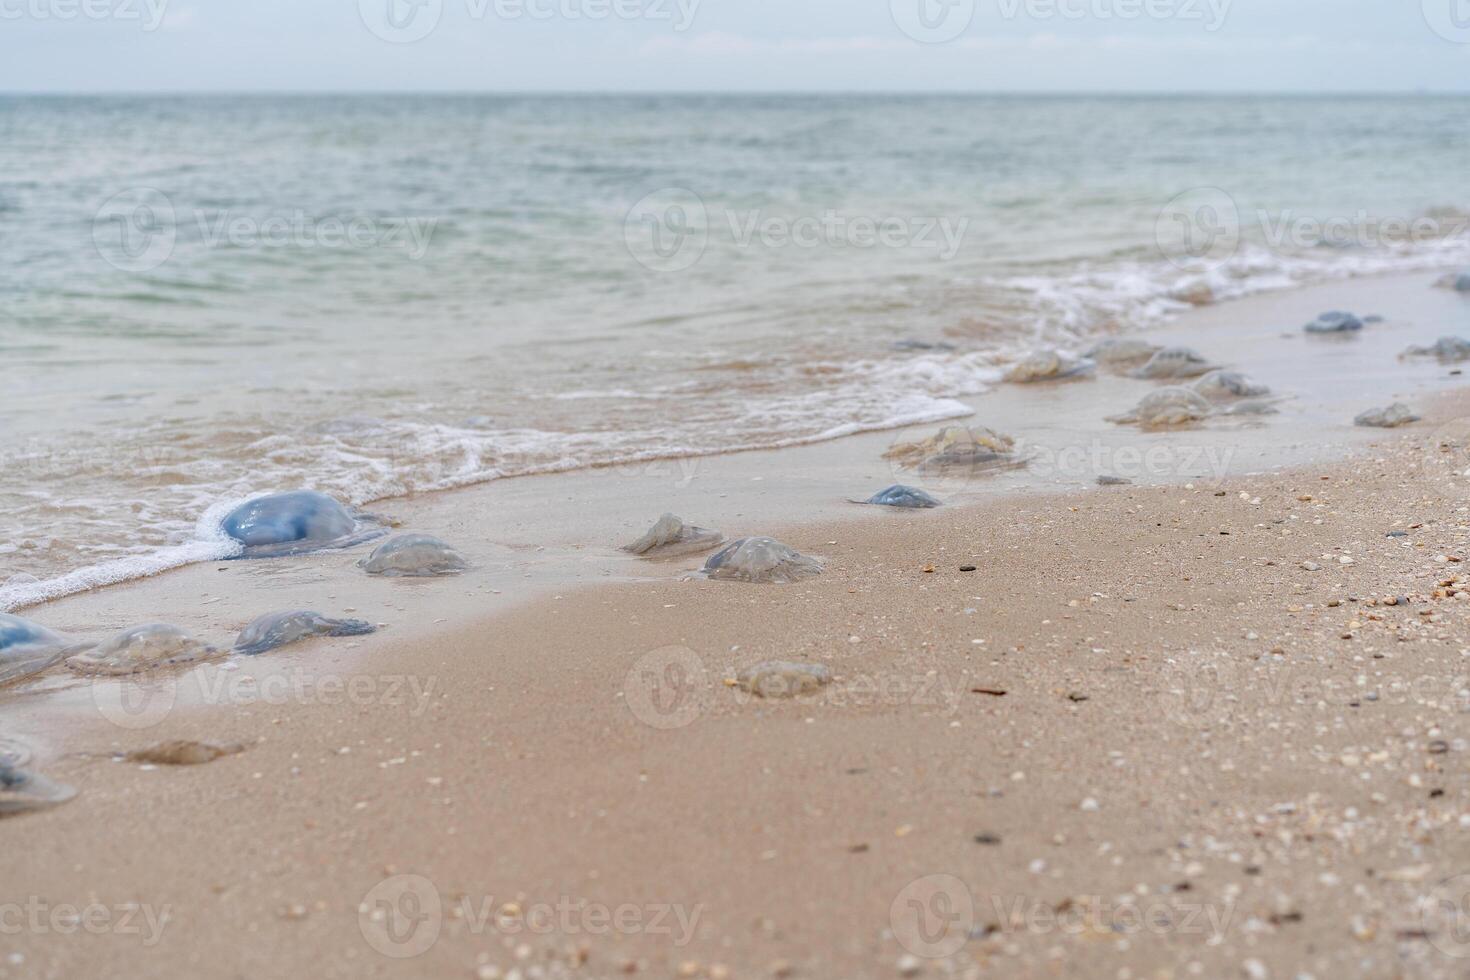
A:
[4,271,1470,978]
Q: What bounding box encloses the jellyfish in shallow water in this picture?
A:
[234,611,376,657]
[1108,388,1214,428]
[1304,311,1365,334]
[704,538,823,584]
[1192,370,1271,401]
[358,535,468,577]
[0,762,75,817]
[0,613,90,686]
[66,625,222,676]
[1130,347,1220,380]
[222,491,387,559]
[735,661,833,699]
[1355,404,1421,429]
[1004,350,1095,383]
[886,426,1026,476]
[1402,337,1470,363]
[1084,339,1163,369]
[622,515,725,559]
[859,486,942,509]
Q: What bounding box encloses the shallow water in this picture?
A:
[3,94,1470,607]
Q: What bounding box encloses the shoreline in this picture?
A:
[5,269,1470,977]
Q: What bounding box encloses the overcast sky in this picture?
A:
[1,0,1468,92]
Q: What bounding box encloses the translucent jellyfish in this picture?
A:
[1108,387,1215,427]
[1436,272,1470,292]
[1084,338,1163,368]
[0,762,75,817]
[1130,347,1220,380]
[891,339,957,352]
[1223,400,1281,417]
[859,485,943,509]
[735,661,833,699]
[1004,350,1096,383]
[886,426,1026,476]
[704,538,823,584]
[358,534,468,577]
[1304,311,1364,334]
[66,625,223,676]
[0,613,90,686]
[124,741,246,766]
[1193,370,1271,401]
[622,515,725,559]
[222,491,388,559]
[1402,337,1470,363]
[234,611,376,657]
[1355,404,1421,429]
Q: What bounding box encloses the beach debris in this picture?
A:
[358,534,468,577]
[222,491,388,560]
[0,761,76,817]
[66,624,223,676]
[1130,347,1220,380]
[1108,387,1214,427]
[622,514,725,559]
[1096,476,1133,486]
[858,485,942,509]
[885,425,1027,476]
[891,339,956,352]
[1003,349,1095,383]
[704,538,823,584]
[1435,272,1470,292]
[1084,338,1163,368]
[123,740,246,766]
[1355,404,1421,429]
[1192,370,1271,401]
[1304,311,1364,334]
[0,613,91,686]
[1402,337,1470,363]
[734,661,832,699]
[234,611,376,657]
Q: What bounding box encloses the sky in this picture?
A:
[1,0,1468,92]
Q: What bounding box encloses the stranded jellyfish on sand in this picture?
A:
[1003,350,1096,383]
[1084,338,1163,369]
[623,515,725,559]
[858,485,942,509]
[704,538,823,584]
[1304,311,1365,334]
[734,661,833,699]
[0,613,91,686]
[1130,347,1220,380]
[1402,337,1470,363]
[358,535,468,577]
[1108,387,1215,428]
[1192,370,1271,401]
[66,624,222,676]
[0,761,76,817]
[1355,404,1421,429]
[222,491,388,559]
[885,426,1027,477]
[234,611,376,657]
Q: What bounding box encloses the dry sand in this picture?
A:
[6,272,1470,979]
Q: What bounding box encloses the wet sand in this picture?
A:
[5,271,1470,978]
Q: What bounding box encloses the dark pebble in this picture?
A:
[960,565,977,572]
